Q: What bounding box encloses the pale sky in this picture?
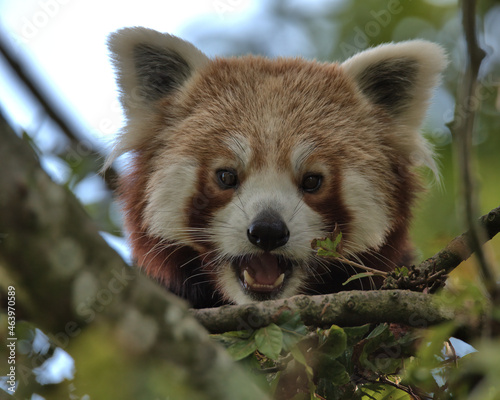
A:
[0,0,258,145]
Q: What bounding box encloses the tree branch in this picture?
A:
[415,205,500,277]
[193,290,455,334]
[0,112,268,400]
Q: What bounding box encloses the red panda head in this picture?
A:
[106,27,447,308]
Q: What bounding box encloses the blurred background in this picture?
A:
[0,0,499,278]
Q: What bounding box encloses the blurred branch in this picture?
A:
[451,0,497,291]
[0,30,118,191]
[0,112,267,400]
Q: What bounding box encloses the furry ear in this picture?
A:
[107,27,209,115]
[341,40,447,129]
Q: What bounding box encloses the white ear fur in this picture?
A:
[342,40,448,177]
[105,27,209,168]
[108,27,209,114]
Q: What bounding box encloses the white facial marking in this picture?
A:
[341,168,391,253]
[224,134,251,169]
[144,158,199,244]
[291,141,317,174]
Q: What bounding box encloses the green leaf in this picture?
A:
[321,237,335,250]
[312,231,344,260]
[320,325,347,359]
[210,330,253,347]
[405,321,457,386]
[344,325,371,347]
[357,323,411,375]
[394,266,409,277]
[312,237,332,250]
[366,323,390,340]
[255,323,283,360]
[332,232,343,250]
[317,248,341,258]
[269,370,282,396]
[276,309,295,325]
[317,357,350,386]
[290,346,314,378]
[227,337,258,361]
[414,322,456,362]
[315,326,350,386]
[221,330,254,339]
[317,376,356,400]
[278,312,308,352]
[342,272,377,286]
[359,383,411,399]
[359,324,393,373]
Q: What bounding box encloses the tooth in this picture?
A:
[243,270,255,286]
[273,273,285,288]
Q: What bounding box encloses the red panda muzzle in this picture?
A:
[238,211,292,298]
[235,254,293,300]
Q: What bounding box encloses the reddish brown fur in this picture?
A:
[120,149,224,306]
[116,55,423,305]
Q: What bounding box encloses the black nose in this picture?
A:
[247,212,290,252]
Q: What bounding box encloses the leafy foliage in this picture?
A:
[214,312,412,399]
[212,277,500,399]
[311,228,343,259]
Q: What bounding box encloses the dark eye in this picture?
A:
[301,174,322,193]
[216,169,238,189]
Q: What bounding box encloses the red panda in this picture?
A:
[106,27,447,308]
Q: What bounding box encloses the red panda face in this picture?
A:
[106,28,447,307]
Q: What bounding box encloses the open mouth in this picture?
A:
[233,253,293,300]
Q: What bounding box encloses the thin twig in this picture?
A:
[378,376,422,400]
[321,255,389,277]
